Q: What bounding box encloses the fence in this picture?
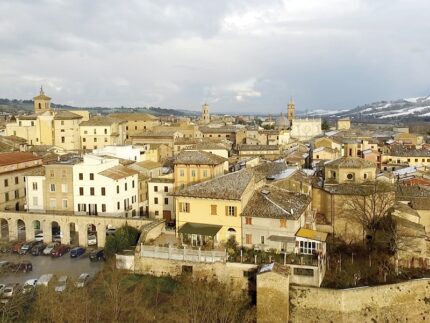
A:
[140,244,227,263]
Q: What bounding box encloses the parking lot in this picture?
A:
[0,250,104,285]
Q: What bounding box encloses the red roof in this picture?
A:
[0,152,42,167]
[403,178,430,186]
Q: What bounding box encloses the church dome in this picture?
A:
[275,114,290,129]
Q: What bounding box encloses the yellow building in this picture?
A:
[80,117,126,151]
[313,147,339,161]
[336,118,351,130]
[324,157,377,184]
[33,86,51,113]
[53,111,83,151]
[174,169,256,246]
[314,137,342,152]
[173,150,228,188]
[382,147,430,167]
[108,113,160,139]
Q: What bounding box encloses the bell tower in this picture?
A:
[287,98,295,123]
[201,103,210,124]
[33,86,52,113]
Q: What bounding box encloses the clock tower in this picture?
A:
[287,98,295,123]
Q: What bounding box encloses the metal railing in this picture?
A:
[140,244,227,263]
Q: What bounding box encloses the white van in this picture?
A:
[36,274,54,287]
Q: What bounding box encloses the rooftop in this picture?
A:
[296,228,328,242]
[108,113,158,121]
[53,111,83,120]
[134,160,162,169]
[0,152,42,167]
[325,157,376,169]
[238,145,280,151]
[241,185,311,219]
[98,165,139,180]
[389,146,430,157]
[173,150,227,165]
[173,169,254,200]
[80,116,124,127]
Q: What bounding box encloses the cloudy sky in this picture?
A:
[0,0,429,114]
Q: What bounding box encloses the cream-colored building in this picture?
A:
[80,117,126,151]
[108,113,160,139]
[324,157,377,185]
[382,147,430,167]
[147,177,175,220]
[291,118,322,141]
[173,150,228,188]
[0,152,43,211]
[200,103,210,124]
[337,118,351,130]
[53,111,83,151]
[313,147,340,161]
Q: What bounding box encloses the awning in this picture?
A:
[178,223,222,237]
[268,235,296,243]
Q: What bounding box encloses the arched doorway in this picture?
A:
[0,218,9,240]
[32,220,42,240]
[17,219,26,241]
[87,224,97,247]
[70,223,79,246]
[51,221,61,243]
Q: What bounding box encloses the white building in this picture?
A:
[25,175,45,212]
[291,118,322,141]
[147,176,175,221]
[73,155,139,217]
[93,145,146,162]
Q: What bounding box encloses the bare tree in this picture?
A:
[341,181,396,245]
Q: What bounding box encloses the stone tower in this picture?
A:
[33,86,52,113]
[287,98,295,123]
[201,103,210,124]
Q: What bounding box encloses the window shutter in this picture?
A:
[225,206,228,216]
[179,202,183,212]
[234,207,237,216]
[188,203,191,213]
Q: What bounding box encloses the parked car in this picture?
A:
[43,242,59,255]
[34,233,44,242]
[51,244,70,257]
[75,273,90,288]
[87,234,97,246]
[20,240,42,255]
[8,261,33,273]
[2,284,19,298]
[12,241,25,253]
[31,243,47,256]
[70,247,86,258]
[36,274,53,287]
[89,248,105,262]
[55,276,68,293]
[22,279,38,294]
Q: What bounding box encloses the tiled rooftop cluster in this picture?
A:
[173,150,227,165]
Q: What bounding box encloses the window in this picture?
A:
[50,199,56,209]
[61,137,65,143]
[347,173,354,180]
[125,183,127,191]
[101,187,106,196]
[94,138,97,142]
[332,171,336,179]
[84,130,88,134]
[14,190,19,199]
[104,128,107,134]
[245,234,252,244]
[211,205,217,215]
[61,120,64,126]
[154,197,158,204]
[90,187,95,196]
[4,179,8,187]
[50,184,56,192]
[117,202,120,210]
[102,204,106,212]
[155,211,159,216]
[83,145,86,150]
[83,138,86,142]
[32,182,38,190]
[14,177,18,185]
[50,170,54,177]
[203,170,208,177]
[415,159,418,162]
[90,173,94,180]
[132,180,135,188]
[245,217,252,225]
[179,202,190,213]
[62,199,68,209]
[191,170,196,177]
[78,204,86,212]
[79,187,84,196]
[79,173,83,180]
[364,173,368,179]
[32,196,38,206]
[280,219,287,228]
[299,240,317,254]
[164,197,168,205]
[104,138,108,143]
[117,185,119,193]
[93,129,97,135]
[261,236,265,244]
[5,192,9,202]
[164,186,168,192]
[180,169,184,177]
[226,206,236,216]
[61,184,67,193]
[154,186,158,192]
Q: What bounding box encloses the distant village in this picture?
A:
[1,88,430,320]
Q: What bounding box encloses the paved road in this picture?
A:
[0,250,104,285]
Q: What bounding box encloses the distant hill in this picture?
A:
[0,98,199,117]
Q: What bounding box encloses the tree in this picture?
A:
[105,224,140,257]
[322,118,330,131]
[341,182,396,246]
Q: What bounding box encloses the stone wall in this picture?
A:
[290,279,430,322]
